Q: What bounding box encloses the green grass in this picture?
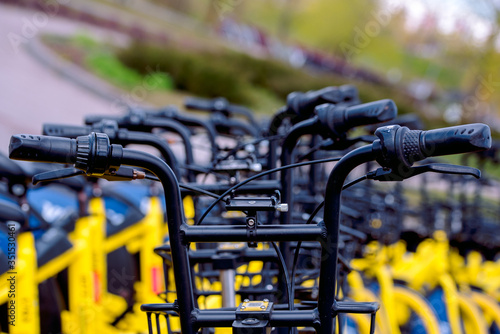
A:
[46,33,175,93]
[85,52,144,89]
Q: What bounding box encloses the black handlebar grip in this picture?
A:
[10,133,122,175]
[43,124,92,138]
[410,123,491,160]
[185,97,219,111]
[287,87,340,118]
[286,85,360,120]
[315,99,397,136]
[344,99,397,129]
[84,115,122,125]
[9,134,76,164]
[375,123,491,168]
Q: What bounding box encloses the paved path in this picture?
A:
[0,4,127,153]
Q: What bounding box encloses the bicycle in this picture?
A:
[8,120,491,333]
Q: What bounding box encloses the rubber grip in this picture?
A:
[401,130,424,164]
[419,124,491,157]
[287,85,360,118]
[287,87,342,117]
[396,124,491,165]
[375,123,491,168]
[344,99,397,129]
[43,124,92,138]
[185,97,218,111]
[9,134,76,164]
[84,115,122,125]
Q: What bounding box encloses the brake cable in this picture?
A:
[144,174,221,199]
[214,134,285,165]
[196,156,343,226]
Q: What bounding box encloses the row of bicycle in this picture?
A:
[0,84,498,333]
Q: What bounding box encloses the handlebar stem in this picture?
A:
[120,149,196,334]
[319,144,375,334]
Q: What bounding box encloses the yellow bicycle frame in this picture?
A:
[351,241,441,334]
[392,232,488,334]
[2,198,121,334]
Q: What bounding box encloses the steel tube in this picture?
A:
[220,269,236,308]
[182,224,325,243]
[318,145,375,334]
[121,149,196,334]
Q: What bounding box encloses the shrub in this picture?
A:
[117,41,418,114]
[86,52,143,89]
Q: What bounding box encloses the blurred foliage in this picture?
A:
[225,0,465,90]
[192,0,500,124]
[86,52,144,89]
[144,72,175,91]
[118,42,251,101]
[118,41,417,114]
[71,33,100,50]
[65,34,174,91]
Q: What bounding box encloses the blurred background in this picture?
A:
[2,0,500,170]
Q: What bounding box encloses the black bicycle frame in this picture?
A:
[119,142,377,333]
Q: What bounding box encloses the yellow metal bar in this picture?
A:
[347,271,389,334]
[11,233,39,334]
[36,248,77,283]
[457,293,487,334]
[63,215,98,334]
[0,272,10,305]
[104,220,145,254]
[439,274,462,334]
[393,286,440,334]
[374,266,401,334]
[470,291,500,328]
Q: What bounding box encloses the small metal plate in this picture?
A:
[240,300,269,312]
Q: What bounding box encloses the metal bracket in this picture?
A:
[246,216,257,248]
[233,300,273,334]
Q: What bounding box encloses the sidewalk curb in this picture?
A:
[25,36,123,107]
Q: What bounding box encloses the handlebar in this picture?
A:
[286,85,360,122]
[84,116,196,176]
[316,99,397,137]
[9,133,122,176]
[84,114,122,125]
[185,96,218,111]
[184,96,258,127]
[374,123,492,169]
[344,99,397,129]
[9,134,77,165]
[43,122,183,178]
[43,124,92,138]
[320,123,489,333]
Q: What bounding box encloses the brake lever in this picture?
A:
[368,163,481,182]
[33,168,84,185]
